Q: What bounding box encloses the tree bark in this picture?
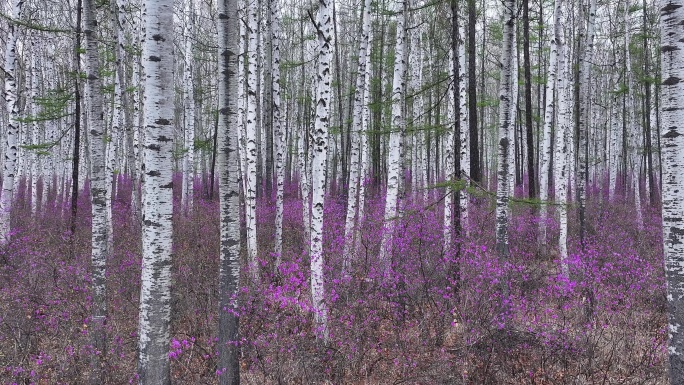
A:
[217,0,241,381]
[137,0,174,382]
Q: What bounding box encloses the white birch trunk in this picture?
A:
[245,0,259,278]
[83,0,109,380]
[217,0,241,381]
[379,0,407,265]
[555,28,570,278]
[182,0,195,211]
[458,20,469,231]
[625,2,643,230]
[539,0,564,244]
[138,0,174,382]
[355,24,373,252]
[311,0,334,339]
[343,0,372,271]
[660,1,684,378]
[577,0,597,245]
[272,0,285,265]
[443,50,456,250]
[495,0,517,262]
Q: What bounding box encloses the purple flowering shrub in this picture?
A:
[0,176,668,384]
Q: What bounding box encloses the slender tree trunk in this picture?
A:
[71,0,82,236]
[660,1,684,380]
[272,0,285,267]
[1,0,24,243]
[379,0,407,266]
[245,0,260,278]
[311,0,334,340]
[137,0,174,382]
[625,0,643,230]
[577,0,597,248]
[522,0,535,198]
[217,0,241,381]
[343,0,372,272]
[495,0,517,264]
[539,0,563,244]
[84,0,109,379]
[556,22,570,278]
[182,0,196,211]
[468,0,480,182]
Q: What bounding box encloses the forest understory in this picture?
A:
[0,175,667,384]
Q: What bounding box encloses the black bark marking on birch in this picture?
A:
[148,144,161,151]
[147,170,161,177]
[157,135,172,141]
[149,55,161,62]
[161,182,173,189]
[664,77,682,85]
[664,130,681,138]
[152,34,165,41]
[663,45,681,52]
[663,3,683,15]
[155,119,170,125]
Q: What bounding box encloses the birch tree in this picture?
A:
[539,0,563,244]
[659,0,684,381]
[0,0,24,243]
[311,0,334,339]
[555,25,571,278]
[138,0,174,382]
[182,0,196,211]
[577,0,596,247]
[245,0,259,278]
[495,0,517,262]
[272,0,285,265]
[379,0,407,265]
[343,0,372,271]
[83,0,109,379]
[217,0,241,380]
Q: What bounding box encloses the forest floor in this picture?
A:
[0,177,669,384]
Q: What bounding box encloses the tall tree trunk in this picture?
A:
[625,0,643,230]
[182,0,196,211]
[272,0,285,267]
[217,0,241,381]
[70,0,82,236]
[84,0,109,379]
[522,0,535,198]
[379,0,407,266]
[660,1,684,381]
[577,0,597,248]
[495,0,516,264]
[138,0,174,382]
[245,0,259,278]
[311,0,334,340]
[1,0,24,243]
[555,22,570,278]
[457,18,469,232]
[468,0,480,182]
[343,0,372,272]
[539,0,563,244]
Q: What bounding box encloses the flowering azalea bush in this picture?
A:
[0,175,668,384]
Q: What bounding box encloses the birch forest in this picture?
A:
[1,0,684,383]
